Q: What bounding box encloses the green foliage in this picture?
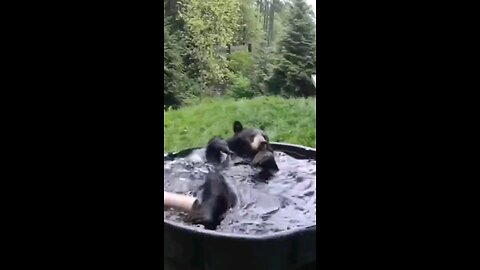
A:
[271,3,290,45]
[178,0,242,90]
[251,44,276,94]
[228,51,254,76]
[163,0,316,107]
[268,0,316,97]
[164,96,316,152]
[227,73,254,99]
[236,0,265,45]
[164,12,186,107]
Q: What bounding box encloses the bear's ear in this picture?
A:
[233,121,243,133]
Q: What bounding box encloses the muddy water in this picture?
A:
[164,149,316,236]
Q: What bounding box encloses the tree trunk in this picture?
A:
[268,0,275,46]
[264,1,269,32]
[259,0,264,23]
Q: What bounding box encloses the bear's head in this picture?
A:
[229,121,271,158]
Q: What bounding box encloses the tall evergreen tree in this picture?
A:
[268,0,316,97]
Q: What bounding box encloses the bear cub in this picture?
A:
[251,141,279,180]
[205,136,234,165]
[206,121,274,161]
[189,171,237,230]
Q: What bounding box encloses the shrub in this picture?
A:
[227,73,254,99]
[228,51,254,77]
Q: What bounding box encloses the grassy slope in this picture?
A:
[164,96,316,153]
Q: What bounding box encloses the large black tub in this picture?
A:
[164,143,316,270]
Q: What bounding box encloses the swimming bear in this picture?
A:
[206,121,273,163]
[189,171,237,230]
[228,121,273,159]
[205,136,234,165]
[205,121,279,180]
[251,142,279,180]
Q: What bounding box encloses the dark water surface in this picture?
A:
[164,149,316,236]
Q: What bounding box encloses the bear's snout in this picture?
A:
[251,134,267,151]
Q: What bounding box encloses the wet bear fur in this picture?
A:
[251,142,279,180]
[205,136,234,165]
[189,171,237,230]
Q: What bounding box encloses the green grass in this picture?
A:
[164,96,316,153]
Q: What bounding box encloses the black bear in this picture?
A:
[189,171,237,230]
[251,142,279,180]
[228,120,272,159]
[206,121,273,162]
[206,121,279,180]
[205,136,234,165]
